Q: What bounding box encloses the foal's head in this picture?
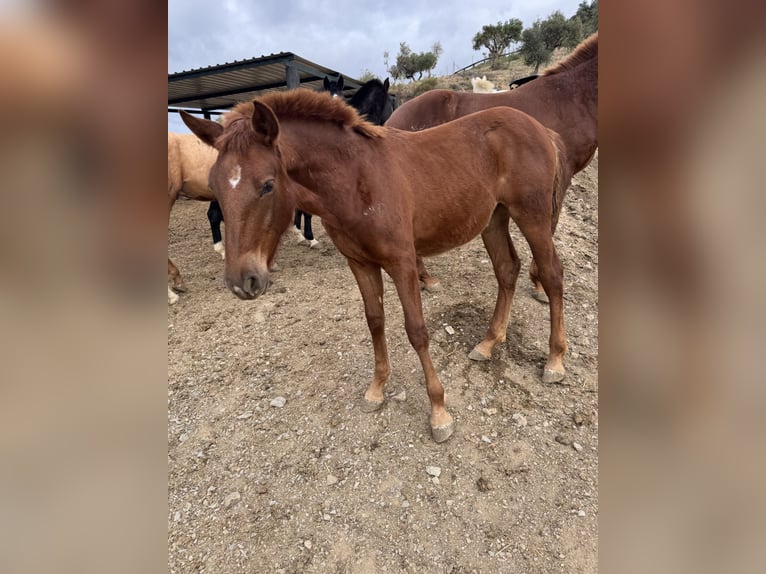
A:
[181,102,293,299]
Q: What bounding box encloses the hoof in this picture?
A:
[431,420,455,443]
[168,291,179,305]
[468,347,491,361]
[423,281,442,293]
[308,239,319,249]
[531,290,549,304]
[360,397,385,413]
[172,284,188,294]
[542,368,565,383]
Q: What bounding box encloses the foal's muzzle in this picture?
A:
[225,271,271,300]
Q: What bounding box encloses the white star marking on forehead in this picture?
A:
[229,165,241,189]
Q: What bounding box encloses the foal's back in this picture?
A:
[381,106,558,255]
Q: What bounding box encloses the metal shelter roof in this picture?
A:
[168,52,363,115]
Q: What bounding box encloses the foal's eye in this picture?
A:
[260,179,275,197]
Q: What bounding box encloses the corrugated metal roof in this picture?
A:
[168,52,363,113]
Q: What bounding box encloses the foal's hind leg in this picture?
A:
[529,259,549,304]
[346,259,391,411]
[417,256,441,292]
[514,219,567,382]
[386,258,454,442]
[469,206,521,361]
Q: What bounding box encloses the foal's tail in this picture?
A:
[548,130,570,234]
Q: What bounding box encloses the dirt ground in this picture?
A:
[168,154,598,573]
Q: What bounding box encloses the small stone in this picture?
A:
[173,511,181,522]
[236,411,253,419]
[392,390,407,402]
[304,540,312,549]
[401,500,410,508]
[481,435,492,444]
[323,513,331,521]
[425,466,442,477]
[270,397,287,408]
[224,491,241,507]
[512,413,528,427]
[445,325,456,335]
[256,485,268,494]
[432,476,440,485]
[577,510,586,517]
[326,474,339,486]
[482,408,498,416]
[572,442,583,452]
[555,434,573,446]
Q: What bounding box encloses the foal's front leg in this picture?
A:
[386,259,455,442]
[346,259,390,411]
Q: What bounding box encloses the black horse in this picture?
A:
[509,74,539,89]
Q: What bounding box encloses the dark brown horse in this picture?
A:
[388,32,597,301]
[181,89,567,442]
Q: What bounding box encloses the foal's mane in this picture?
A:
[542,32,598,76]
[217,89,385,154]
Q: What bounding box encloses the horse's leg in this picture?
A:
[168,285,179,305]
[515,220,567,383]
[304,213,319,248]
[529,187,567,304]
[168,258,185,292]
[346,259,390,411]
[293,210,304,241]
[167,190,186,294]
[207,201,225,259]
[529,259,549,304]
[386,258,454,442]
[469,206,521,361]
[417,256,441,292]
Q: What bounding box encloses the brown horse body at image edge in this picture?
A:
[181,89,567,442]
[387,33,597,300]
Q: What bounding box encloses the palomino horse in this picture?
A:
[387,32,597,301]
[181,89,567,442]
[167,132,219,304]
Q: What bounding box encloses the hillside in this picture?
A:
[389,48,571,103]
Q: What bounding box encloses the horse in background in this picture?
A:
[471,76,505,93]
[348,77,393,124]
[181,88,569,442]
[509,74,538,89]
[293,76,393,246]
[167,132,220,304]
[292,75,351,247]
[387,33,597,301]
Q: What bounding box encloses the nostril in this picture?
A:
[245,273,266,297]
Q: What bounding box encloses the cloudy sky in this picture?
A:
[168,0,583,132]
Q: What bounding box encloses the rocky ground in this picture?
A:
[167,149,597,573]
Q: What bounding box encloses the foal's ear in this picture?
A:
[180,111,223,148]
[323,76,331,91]
[337,76,344,90]
[251,101,280,147]
[383,77,390,91]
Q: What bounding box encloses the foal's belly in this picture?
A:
[413,195,497,257]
